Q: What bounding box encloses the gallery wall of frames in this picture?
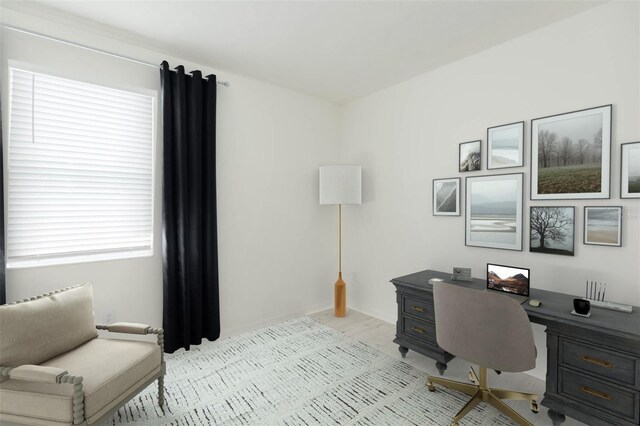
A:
[432,104,639,255]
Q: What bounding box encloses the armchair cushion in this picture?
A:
[0,283,98,367]
[9,365,68,384]
[0,338,161,424]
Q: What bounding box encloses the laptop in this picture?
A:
[486,263,530,304]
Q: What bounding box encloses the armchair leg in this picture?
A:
[158,374,165,408]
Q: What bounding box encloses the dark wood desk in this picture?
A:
[391,269,640,426]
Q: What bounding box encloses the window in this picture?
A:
[7,68,155,268]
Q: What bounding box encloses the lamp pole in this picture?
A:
[335,204,346,317]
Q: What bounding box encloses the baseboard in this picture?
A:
[220,303,333,339]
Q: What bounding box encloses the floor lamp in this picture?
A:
[319,165,362,317]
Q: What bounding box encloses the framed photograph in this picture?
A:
[459,140,481,172]
[621,141,640,198]
[487,121,524,169]
[531,105,611,200]
[433,177,460,216]
[530,206,575,256]
[465,173,523,251]
[584,206,622,247]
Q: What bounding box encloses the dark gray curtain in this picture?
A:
[160,61,219,353]
[0,94,5,305]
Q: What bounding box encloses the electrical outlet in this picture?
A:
[104,309,117,324]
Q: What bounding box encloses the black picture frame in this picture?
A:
[529,104,613,201]
[432,177,461,216]
[487,121,524,170]
[529,206,575,256]
[583,206,622,247]
[459,140,481,172]
[621,141,640,199]
[465,173,524,251]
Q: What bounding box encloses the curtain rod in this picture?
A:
[1,24,230,87]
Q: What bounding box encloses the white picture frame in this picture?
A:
[530,105,611,200]
[487,121,524,169]
[584,206,622,247]
[465,173,523,251]
[433,177,460,216]
[621,141,640,199]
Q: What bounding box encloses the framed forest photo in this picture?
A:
[459,140,481,172]
[465,173,523,251]
[530,207,574,256]
[433,177,460,216]
[531,105,611,200]
[487,121,524,169]
[621,141,640,198]
[584,206,622,247]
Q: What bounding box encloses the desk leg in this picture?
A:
[398,346,408,358]
[435,361,448,375]
[547,409,565,425]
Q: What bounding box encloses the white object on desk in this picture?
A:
[589,299,633,313]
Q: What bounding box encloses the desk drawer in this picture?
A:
[401,316,437,347]
[560,338,638,388]
[559,367,639,423]
[402,294,434,321]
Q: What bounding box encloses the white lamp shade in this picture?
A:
[319,165,362,205]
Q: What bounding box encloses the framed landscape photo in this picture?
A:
[621,141,640,198]
[433,177,460,216]
[487,121,524,169]
[530,206,575,256]
[531,105,611,200]
[465,173,523,251]
[584,206,622,247]
[459,140,481,172]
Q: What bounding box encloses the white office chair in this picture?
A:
[426,282,538,426]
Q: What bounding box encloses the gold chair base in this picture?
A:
[426,366,538,426]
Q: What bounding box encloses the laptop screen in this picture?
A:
[487,263,530,297]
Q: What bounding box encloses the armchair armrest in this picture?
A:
[97,322,151,334]
[0,365,86,425]
[8,365,68,384]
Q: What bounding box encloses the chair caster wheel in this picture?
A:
[531,400,539,413]
[451,422,459,426]
[427,381,435,392]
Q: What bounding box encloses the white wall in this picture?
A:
[1,8,340,337]
[339,2,640,380]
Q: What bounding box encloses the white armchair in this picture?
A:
[0,283,165,425]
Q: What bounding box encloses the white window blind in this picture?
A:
[7,68,154,268]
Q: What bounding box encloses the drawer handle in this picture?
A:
[411,326,426,334]
[581,355,613,368]
[580,386,611,400]
[411,306,425,312]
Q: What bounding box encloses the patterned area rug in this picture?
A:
[108,317,514,425]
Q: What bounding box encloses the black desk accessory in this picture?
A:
[573,298,590,315]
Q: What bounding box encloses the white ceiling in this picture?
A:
[4,1,601,104]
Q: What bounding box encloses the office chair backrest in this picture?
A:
[433,282,536,372]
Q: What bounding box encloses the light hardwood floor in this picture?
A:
[310,308,585,426]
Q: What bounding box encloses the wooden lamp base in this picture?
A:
[335,272,346,317]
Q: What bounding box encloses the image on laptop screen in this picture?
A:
[487,263,530,297]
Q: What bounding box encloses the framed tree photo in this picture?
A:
[584,206,622,247]
[530,207,574,256]
[621,141,640,198]
[531,105,611,200]
[459,140,481,172]
[465,173,523,251]
[433,177,460,216]
[487,121,524,169]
